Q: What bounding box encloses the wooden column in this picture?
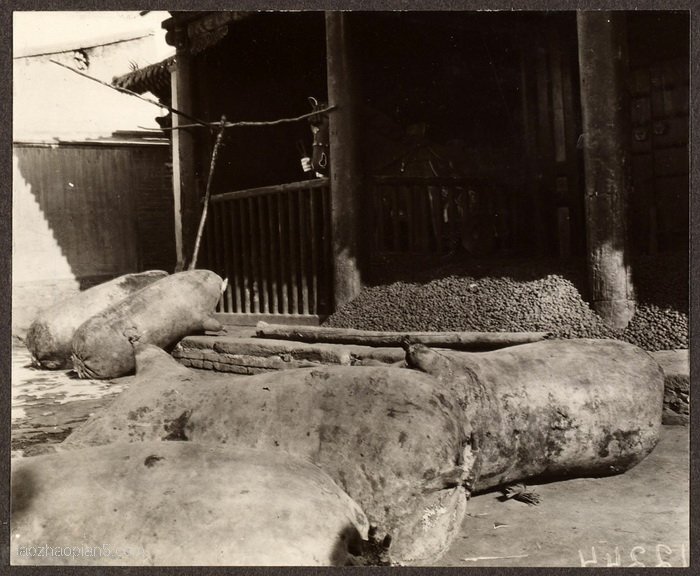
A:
[325,12,363,309]
[577,12,635,328]
[168,30,198,271]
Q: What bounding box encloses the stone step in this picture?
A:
[173,335,405,374]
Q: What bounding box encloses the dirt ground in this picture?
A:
[10,340,689,567]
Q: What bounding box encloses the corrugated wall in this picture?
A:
[12,141,175,331]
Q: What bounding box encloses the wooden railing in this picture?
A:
[371,175,513,255]
[205,178,332,317]
[204,175,513,320]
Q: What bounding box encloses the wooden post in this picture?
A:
[325,11,363,309]
[168,29,198,271]
[577,12,636,328]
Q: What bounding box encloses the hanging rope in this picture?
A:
[140,105,337,131]
[189,115,227,271]
[49,59,210,128]
[51,59,337,131]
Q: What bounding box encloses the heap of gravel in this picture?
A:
[324,254,688,352]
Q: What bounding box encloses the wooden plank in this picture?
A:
[277,193,289,314]
[534,31,554,255]
[405,183,415,251]
[649,206,659,255]
[420,186,430,252]
[434,187,444,253]
[557,206,571,259]
[256,196,269,314]
[549,26,567,164]
[320,184,332,313]
[211,177,329,203]
[298,189,309,315]
[222,207,234,314]
[561,40,582,254]
[266,194,279,315]
[518,41,540,253]
[448,187,458,252]
[248,197,260,314]
[375,183,385,252]
[390,186,400,251]
[238,198,251,313]
[211,202,224,312]
[287,191,300,314]
[227,201,241,313]
[409,185,420,252]
[308,187,319,315]
[256,322,550,351]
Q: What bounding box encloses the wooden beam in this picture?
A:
[577,12,636,328]
[325,11,363,309]
[256,322,551,351]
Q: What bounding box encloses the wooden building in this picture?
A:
[154,10,688,327]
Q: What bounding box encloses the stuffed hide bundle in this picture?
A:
[11,441,369,566]
[25,271,168,369]
[65,344,473,565]
[71,270,224,379]
[62,338,665,565]
[406,338,665,491]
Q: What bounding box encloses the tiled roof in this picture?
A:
[112,56,174,102]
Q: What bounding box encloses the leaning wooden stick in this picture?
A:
[189,116,227,270]
[255,322,550,350]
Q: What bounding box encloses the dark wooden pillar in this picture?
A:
[577,12,635,328]
[167,24,198,271]
[325,12,363,309]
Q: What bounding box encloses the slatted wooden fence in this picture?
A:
[371,175,514,255]
[205,178,332,317]
[204,175,516,320]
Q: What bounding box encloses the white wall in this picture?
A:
[13,11,173,142]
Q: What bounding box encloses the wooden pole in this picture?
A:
[189,116,227,270]
[325,11,363,309]
[577,12,636,328]
[169,42,198,271]
[255,322,550,351]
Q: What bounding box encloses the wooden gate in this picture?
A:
[204,178,332,321]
